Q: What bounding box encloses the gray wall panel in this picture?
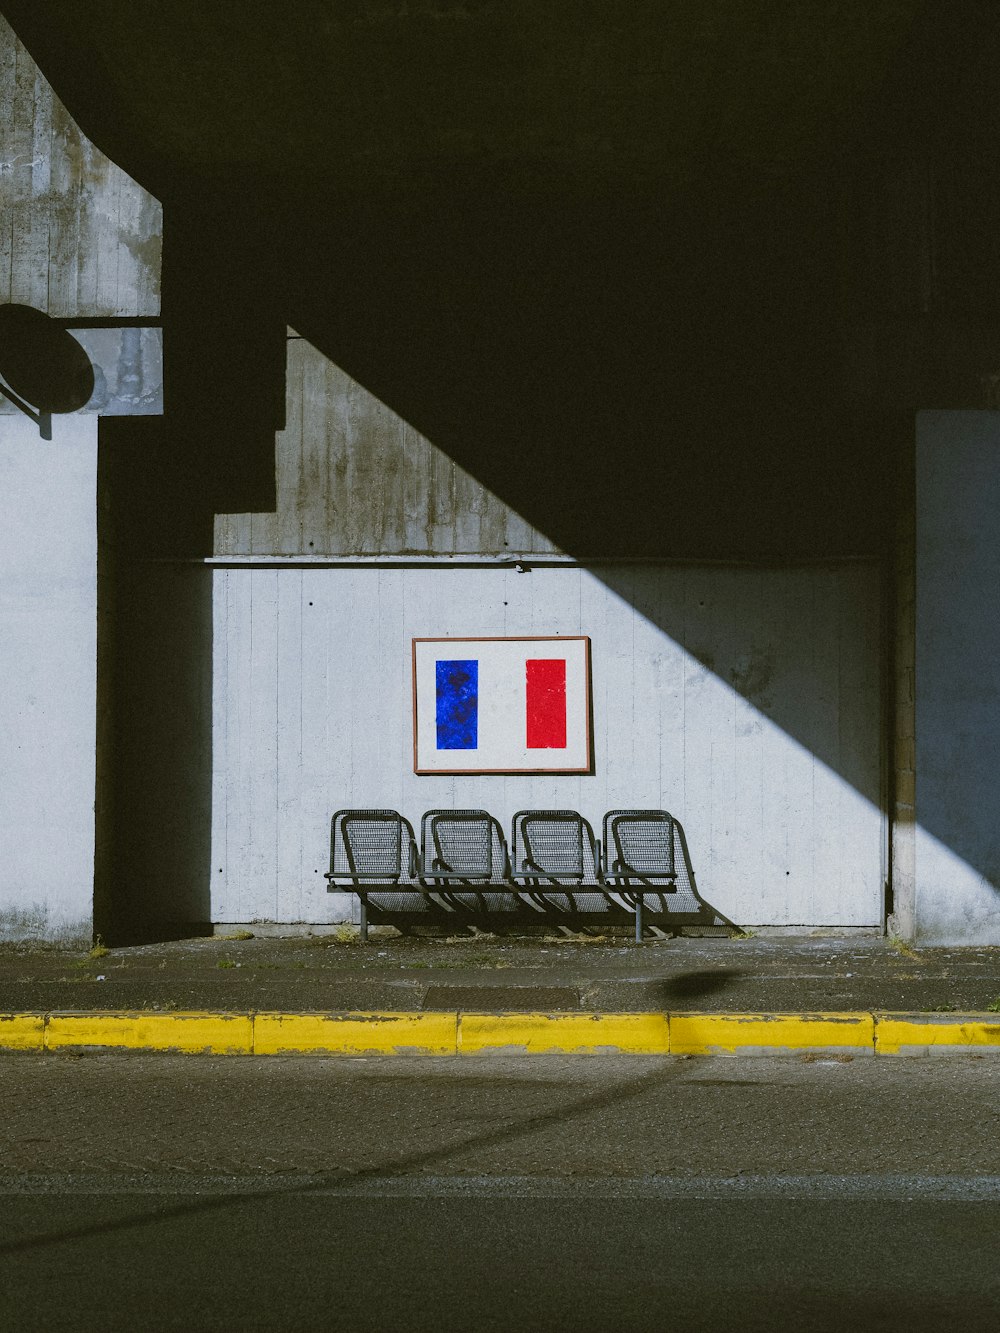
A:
[0,417,97,942]
[208,563,883,929]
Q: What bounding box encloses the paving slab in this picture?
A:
[1,932,998,1017]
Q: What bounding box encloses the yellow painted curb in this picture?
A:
[670,1012,876,1056]
[459,1012,670,1055]
[875,1013,1000,1056]
[2,1009,1000,1057]
[0,1014,45,1051]
[254,1011,457,1055]
[45,1012,253,1054]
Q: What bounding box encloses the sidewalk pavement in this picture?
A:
[2,931,999,1055]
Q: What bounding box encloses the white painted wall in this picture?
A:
[0,416,97,942]
[210,562,884,929]
[915,411,1000,943]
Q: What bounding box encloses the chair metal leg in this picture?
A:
[360,896,368,943]
[635,895,643,943]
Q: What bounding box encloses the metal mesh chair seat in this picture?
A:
[421,809,501,881]
[325,806,736,940]
[420,810,519,914]
[510,810,613,915]
[326,809,446,936]
[605,809,677,881]
[328,809,417,882]
[603,808,678,912]
[602,808,735,932]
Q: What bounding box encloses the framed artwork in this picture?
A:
[412,636,592,775]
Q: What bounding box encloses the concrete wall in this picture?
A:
[0,15,161,316]
[179,336,888,934]
[214,334,557,558]
[203,562,883,931]
[103,330,891,937]
[914,411,1000,943]
[0,416,97,942]
[0,17,162,942]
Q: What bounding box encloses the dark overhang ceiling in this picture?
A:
[9,2,1000,559]
[3,1,989,209]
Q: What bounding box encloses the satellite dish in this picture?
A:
[0,304,95,439]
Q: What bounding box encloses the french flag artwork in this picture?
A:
[413,637,592,774]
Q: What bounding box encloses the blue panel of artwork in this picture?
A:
[436,659,478,749]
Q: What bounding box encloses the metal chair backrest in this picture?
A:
[331,809,407,881]
[421,809,497,880]
[512,809,597,882]
[604,809,676,879]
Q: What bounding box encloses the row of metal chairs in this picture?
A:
[326,807,730,939]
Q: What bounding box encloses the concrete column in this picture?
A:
[914,411,1000,943]
[890,448,916,939]
[0,415,97,943]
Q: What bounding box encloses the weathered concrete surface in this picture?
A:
[0,14,161,318]
[0,934,997,1016]
[0,328,164,418]
[215,334,558,557]
[0,416,97,944]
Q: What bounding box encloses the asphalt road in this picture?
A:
[2,1054,999,1331]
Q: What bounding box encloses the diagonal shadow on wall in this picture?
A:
[32,4,999,936]
[102,181,899,941]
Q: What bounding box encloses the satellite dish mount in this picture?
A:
[0,379,52,440]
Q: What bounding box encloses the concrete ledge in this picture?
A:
[460,1012,670,1055]
[44,1012,253,1055]
[255,1011,457,1056]
[0,1014,45,1051]
[875,1012,1000,1056]
[671,1012,875,1057]
[1,1011,999,1056]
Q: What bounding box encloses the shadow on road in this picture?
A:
[0,1059,681,1257]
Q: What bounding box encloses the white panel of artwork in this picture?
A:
[412,636,592,774]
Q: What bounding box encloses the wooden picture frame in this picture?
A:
[412,635,593,775]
